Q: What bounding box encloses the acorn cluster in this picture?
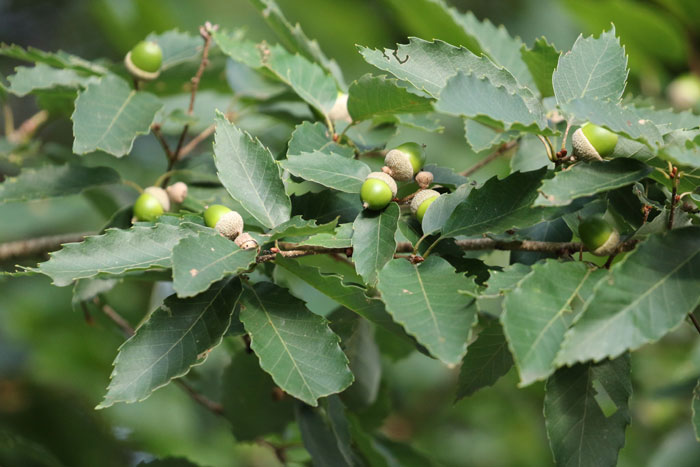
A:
[133,182,189,223]
[359,142,440,224]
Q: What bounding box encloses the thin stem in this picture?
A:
[537,135,556,162]
[121,179,143,194]
[7,110,48,144]
[178,123,216,159]
[460,140,518,177]
[154,170,178,188]
[3,102,14,136]
[689,312,700,336]
[561,121,572,151]
[0,233,92,262]
[151,124,174,161]
[668,166,679,230]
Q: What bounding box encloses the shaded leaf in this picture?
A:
[421,183,471,234]
[544,356,632,467]
[0,43,107,75]
[464,119,519,152]
[97,279,242,408]
[146,30,202,70]
[352,203,400,286]
[694,378,700,441]
[221,351,295,441]
[298,223,354,249]
[240,282,353,406]
[260,216,338,243]
[520,37,560,98]
[0,164,119,204]
[476,263,531,318]
[72,74,162,157]
[172,232,257,298]
[213,113,291,228]
[281,152,371,193]
[556,227,700,365]
[296,399,357,467]
[536,158,652,207]
[502,260,605,386]
[288,121,354,158]
[377,256,478,365]
[348,74,433,121]
[456,319,513,400]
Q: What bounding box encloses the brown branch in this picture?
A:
[95,298,225,416]
[689,312,700,336]
[668,166,679,230]
[7,110,49,144]
[460,140,518,177]
[172,23,216,163]
[177,123,216,159]
[0,233,91,262]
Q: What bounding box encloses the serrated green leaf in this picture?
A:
[421,183,471,234]
[544,356,632,467]
[97,278,242,408]
[553,28,628,104]
[36,223,206,286]
[211,30,261,68]
[347,74,433,122]
[281,151,371,193]
[297,223,354,248]
[520,37,560,98]
[536,159,652,207]
[221,350,295,441]
[8,63,97,97]
[633,107,700,136]
[450,9,536,91]
[0,43,107,75]
[213,113,291,228]
[288,121,354,158]
[352,203,400,286]
[464,119,519,152]
[260,216,337,243]
[436,72,548,132]
[556,227,700,365]
[248,0,346,87]
[476,263,532,318]
[274,257,407,339]
[660,138,700,169]
[0,164,119,204]
[240,282,353,406]
[455,319,513,400]
[442,168,571,238]
[342,319,381,408]
[146,30,202,70]
[171,232,257,298]
[296,399,357,467]
[262,43,338,115]
[72,74,162,157]
[377,256,477,365]
[502,260,605,386]
[358,38,535,100]
[561,98,664,147]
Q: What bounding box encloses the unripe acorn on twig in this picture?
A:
[571,123,618,162]
[578,215,620,256]
[133,186,170,222]
[383,142,426,181]
[204,204,244,239]
[415,171,433,189]
[360,172,397,211]
[124,41,163,81]
[410,189,440,223]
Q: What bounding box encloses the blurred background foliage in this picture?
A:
[1,0,700,465]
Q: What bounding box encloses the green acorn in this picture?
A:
[383,142,426,181]
[360,172,397,210]
[571,123,618,162]
[124,41,163,81]
[410,189,440,223]
[578,215,620,256]
[204,204,244,239]
[133,186,170,222]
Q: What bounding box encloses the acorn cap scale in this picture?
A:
[215,211,244,239]
[366,171,397,197]
[410,189,440,214]
[384,149,415,181]
[571,127,603,162]
[144,186,170,212]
